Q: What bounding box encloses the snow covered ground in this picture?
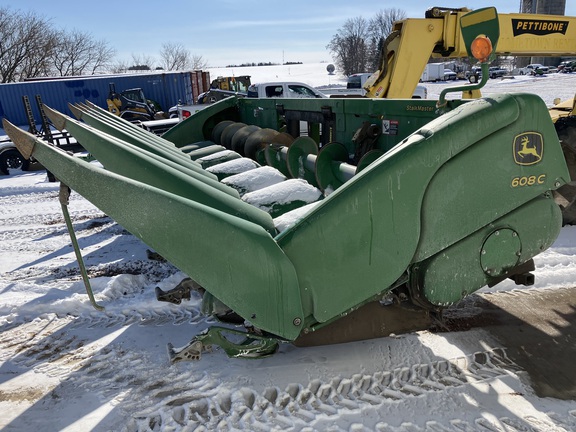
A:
[1,67,576,431]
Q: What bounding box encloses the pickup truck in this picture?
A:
[488,66,507,79]
[0,130,83,175]
[246,82,327,99]
[519,64,549,75]
[348,72,427,98]
[0,138,26,175]
[466,66,507,83]
[177,79,427,122]
[177,81,326,121]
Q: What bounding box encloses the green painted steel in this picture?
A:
[412,195,562,306]
[163,97,242,147]
[187,145,228,160]
[274,93,569,323]
[315,142,354,192]
[4,90,569,342]
[197,150,242,169]
[46,109,242,200]
[413,93,569,262]
[38,111,280,232]
[461,7,500,61]
[73,102,185,155]
[4,124,304,340]
[78,101,181,148]
[60,185,105,311]
[65,104,211,177]
[169,326,279,362]
[3,7,571,359]
[438,8,500,106]
[163,96,464,156]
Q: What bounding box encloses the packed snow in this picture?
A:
[1,65,576,431]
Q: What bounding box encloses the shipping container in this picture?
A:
[0,71,198,127]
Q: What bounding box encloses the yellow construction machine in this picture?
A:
[106,83,169,121]
[197,75,252,104]
[364,7,576,99]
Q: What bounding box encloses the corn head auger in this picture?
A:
[3,8,574,360]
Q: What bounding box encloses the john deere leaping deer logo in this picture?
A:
[513,132,543,165]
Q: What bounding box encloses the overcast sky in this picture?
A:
[8,1,576,67]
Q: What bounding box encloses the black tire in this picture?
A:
[0,149,29,174]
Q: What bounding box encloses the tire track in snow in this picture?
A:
[0,209,110,243]
[0,311,208,368]
[0,187,106,243]
[0,312,523,431]
[121,348,574,432]
[1,305,575,431]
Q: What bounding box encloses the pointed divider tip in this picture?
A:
[43,105,68,131]
[68,103,84,121]
[84,100,100,109]
[2,119,36,159]
[83,100,107,114]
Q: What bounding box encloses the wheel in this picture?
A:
[0,148,29,173]
[425,7,442,18]
[468,74,478,84]
[120,112,149,122]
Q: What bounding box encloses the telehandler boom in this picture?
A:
[364,7,576,99]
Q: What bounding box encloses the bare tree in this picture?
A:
[88,39,116,75]
[159,42,191,70]
[158,43,208,71]
[129,53,156,71]
[326,9,406,77]
[0,7,56,82]
[368,9,406,44]
[191,54,208,70]
[110,60,130,74]
[326,17,370,76]
[51,29,115,76]
[367,9,406,71]
[0,7,115,81]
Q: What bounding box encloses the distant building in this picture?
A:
[518,0,567,67]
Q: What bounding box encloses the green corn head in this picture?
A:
[3,8,570,359]
[4,91,569,358]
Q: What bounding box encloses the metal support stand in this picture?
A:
[59,183,104,311]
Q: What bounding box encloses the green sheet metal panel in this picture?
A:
[163,96,466,158]
[413,93,570,262]
[275,93,569,324]
[412,195,562,306]
[7,129,305,340]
